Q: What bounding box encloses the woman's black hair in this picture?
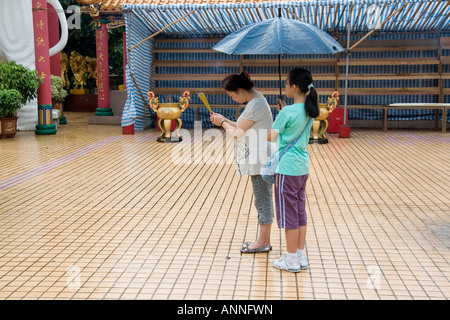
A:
[288,68,319,118]
[222,71,254,92]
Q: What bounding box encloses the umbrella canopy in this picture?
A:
[212,17,344,55]
[212,16,344,100]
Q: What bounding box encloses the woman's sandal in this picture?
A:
[240,242,272,253]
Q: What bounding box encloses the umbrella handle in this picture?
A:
[278,55,282,102]
[277,94,286,111]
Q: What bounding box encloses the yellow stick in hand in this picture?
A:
[198,92,212,114]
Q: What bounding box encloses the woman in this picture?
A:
[210,72,274,253]
[267,68,319,272]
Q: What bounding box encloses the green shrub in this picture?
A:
[0,60,41,106]
[51,75,68,101]
[0,89,23,117]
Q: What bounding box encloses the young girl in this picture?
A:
[210,72,274,253]
[267,68,319,272]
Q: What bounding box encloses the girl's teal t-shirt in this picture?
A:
[272,103,313,176]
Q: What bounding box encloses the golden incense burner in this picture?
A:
[148,91,190,142]
[309,91,340,144]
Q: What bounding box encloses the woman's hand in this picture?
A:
[210,112,225,126]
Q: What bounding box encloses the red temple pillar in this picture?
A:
[95,22,113,116]
[48,4,67,125]
[48,7,60,77]
[32,0,56,135]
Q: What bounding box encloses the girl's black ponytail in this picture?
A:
[305,86,319,118]
[288,68,320,118]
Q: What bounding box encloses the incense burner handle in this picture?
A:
[148,91,159,112]
[179,91,190,112]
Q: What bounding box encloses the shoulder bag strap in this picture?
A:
[278,118,313,159]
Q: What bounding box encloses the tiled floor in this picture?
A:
[0,112,449,300]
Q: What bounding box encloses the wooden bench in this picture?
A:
[386,103,449,133]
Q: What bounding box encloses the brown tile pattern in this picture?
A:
[0,112,449,300]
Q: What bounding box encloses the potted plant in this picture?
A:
[51,75,68,124]
[0,89,23,138]
[0,60,41,137]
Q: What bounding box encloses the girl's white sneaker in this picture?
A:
[273,256,301,273]
[298,254,309,270]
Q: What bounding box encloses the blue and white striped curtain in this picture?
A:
[122,10,154,130]
[121,1,450,128]
[123,1,450,36]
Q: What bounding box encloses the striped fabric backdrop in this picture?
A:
[122,0,450,129]
[122,10,155,130]
[122,1,450,36]
[154,38,449,128]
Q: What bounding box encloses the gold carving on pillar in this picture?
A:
[77,0,104,29]
[88,3,101,29]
